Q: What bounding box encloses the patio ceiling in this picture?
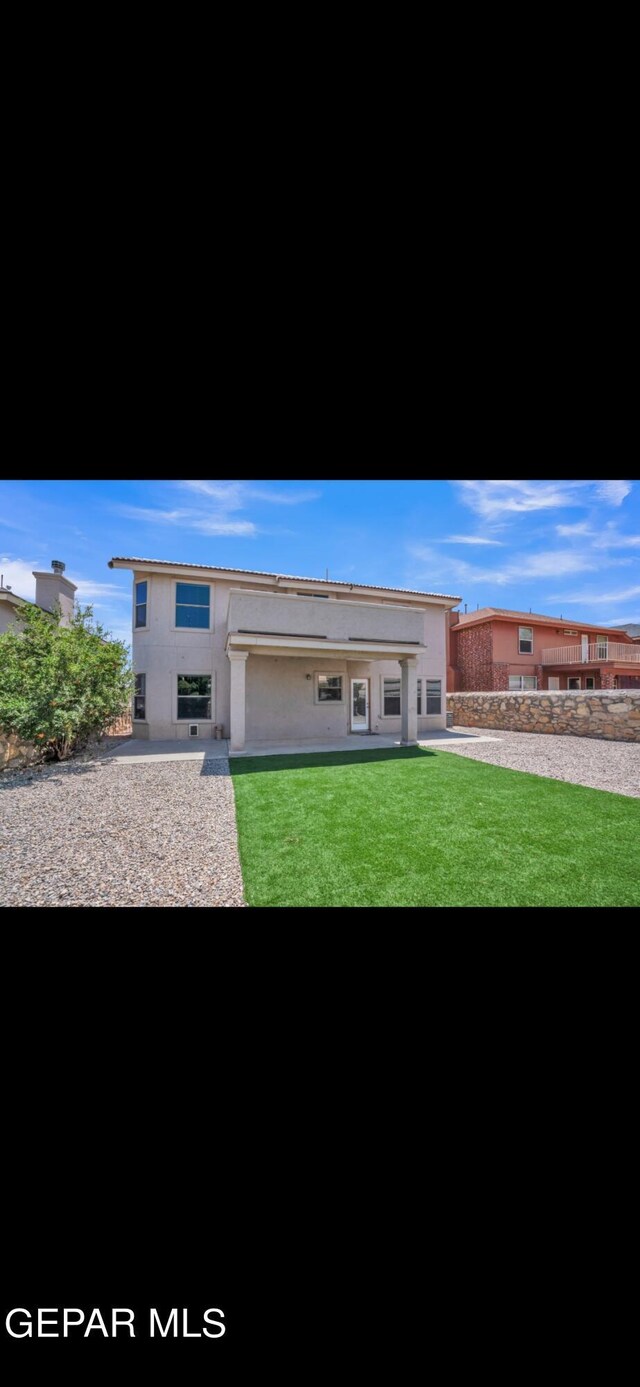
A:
[226,632,424,661]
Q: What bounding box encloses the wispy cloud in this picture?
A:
[442,535,504,546]
[552,584,640,605]
[117,505,257,537]
[247,486,321,505]
[180,480,321,506]
[0,555,39,599]
[455,479,632,519]
[555,521,594,537]
[115,480,321,538]
[74,579,130,601]
[596,480,632,506]
[408,544,599,588]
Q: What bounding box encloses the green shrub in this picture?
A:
[0,602,133,760]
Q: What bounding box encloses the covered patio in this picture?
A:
[225,631,425,752]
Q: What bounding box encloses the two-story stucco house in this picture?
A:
[108,557,461,750]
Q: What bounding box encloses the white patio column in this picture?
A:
[228,650,249,750]
[400,656,418,745]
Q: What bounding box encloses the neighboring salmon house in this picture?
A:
[448,607,640,692]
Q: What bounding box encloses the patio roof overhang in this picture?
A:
[544,660,640,675]
[226,632,424,661]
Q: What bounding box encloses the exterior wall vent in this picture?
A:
[189,724,199,737]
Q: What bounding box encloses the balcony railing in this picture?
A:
[541,642,640,665]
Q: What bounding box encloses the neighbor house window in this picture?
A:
[177,675,211,719]
[426,679,442,713]
[509,675,537,690]
[416,679,422,715]
[316,674,343,701]
[134,673,146,720]
[596,636,608,659]
[568,677,581,690]
[518,626,533,654]
[175,582,211,629]
[298,592,329,598]
[135,580,147,628]
[585,677,595,689]
[383,678,401,715]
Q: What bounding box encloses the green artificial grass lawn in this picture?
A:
[230,747,640,907]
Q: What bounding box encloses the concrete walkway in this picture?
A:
[98,738,230,764]
[229,730,500,757]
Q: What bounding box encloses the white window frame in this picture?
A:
[314,672,344,705]
[133,672,146,721]
[509,675,538,691]
[380,676,402,718]
[172,580,212,633]
[174,672,215,724]
[518,626,534,655]
[585,676,596,690]
[567,677,581,690]
[134,578,149,631]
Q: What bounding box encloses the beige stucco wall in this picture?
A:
[0,601,20,634]
[32,572,76,626]
[131,572,449,741]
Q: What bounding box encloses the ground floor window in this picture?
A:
[383,678,401,715]
[316,673,343,702]
[177,674,211,719]
[568,677,581,690]
[585,677,596,690]
[134,673,146,720]
[509,675,537,691]
[426,679,442,714]
[416,679,422,715]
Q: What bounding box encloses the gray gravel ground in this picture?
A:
[442,726,640,798]
[0,754,245,907]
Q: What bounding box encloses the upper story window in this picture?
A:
[518,626,533,654]
[135,581,147,628]
[175,582,211,629]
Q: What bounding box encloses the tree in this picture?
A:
[0,602,133,760]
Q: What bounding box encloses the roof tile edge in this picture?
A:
[108,557,461,603]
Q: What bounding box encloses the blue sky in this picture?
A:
[1,478,638,645]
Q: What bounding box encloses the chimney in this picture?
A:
[33,559,77,627]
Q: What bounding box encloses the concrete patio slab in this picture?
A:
[98,739,230,764]
[229,730,501,758]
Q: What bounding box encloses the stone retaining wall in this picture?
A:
[446,690,640,742]
[0,731,41,771]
